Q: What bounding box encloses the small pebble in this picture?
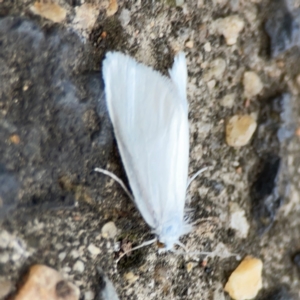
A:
[243,71,263,98]
[87,244,101,256]
[11,251,22,262]
[84,290,94,300]
[107,0,118,17]
[224,256,263,300]
[124,272,139,284]
[9,134,20,144]
[226,115,257,147]
[58,252,66,261]
[214,15,244,45]
[185,40,194,48]
[236,166,242,174]
[198,0,204,7]
[207,79,216,90]
[220,93,235,108]
[229,203,249,238]
[176,0,185,6]
[119,9,131,27]
[30,2,66,23]
[14,264,79,300]
[73,260,85,273]
[101,221,117,239]
[55,243,64,251]
[186,262,196,273]
[73,3,98,31]
[0,230,11,248]
[204,42,211,52]
[70,249,80,259]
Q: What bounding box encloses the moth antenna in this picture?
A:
[173,249,240,261]
[187,166,209,188]
[94,168,134,201]
[176,250,213,256]
[172,242,213,257]
[116,237,157,264]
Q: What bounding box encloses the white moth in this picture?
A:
[100,51,194,251]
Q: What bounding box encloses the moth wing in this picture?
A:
[102,52,189,231]
[168,52,188,113]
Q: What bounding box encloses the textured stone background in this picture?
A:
[1,0,300,299]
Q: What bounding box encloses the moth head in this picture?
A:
[156,216,193,251]
[157,219,184,250]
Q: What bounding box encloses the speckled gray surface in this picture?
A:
[1,0,300,299]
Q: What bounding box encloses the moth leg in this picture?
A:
[116,237,157,263]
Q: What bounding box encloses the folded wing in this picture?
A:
[102,52,189,235]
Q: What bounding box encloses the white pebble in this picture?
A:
[101,221,118,239]
[0,231,11,249]
[207,79,216,90]
[58,252,66,261]
[84,290,95,300]
[204,42,211,52]
[243,71,263,98]
[119,9,131,27]
[0,252,9,264]
[70,249,80,259]
[176,0,184,6]
[73,260,85,273]
[55,243,64,250]
[220,93,235,108]
[87,244,101,256]
[229,203,249,238]
[11,252,22,261]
